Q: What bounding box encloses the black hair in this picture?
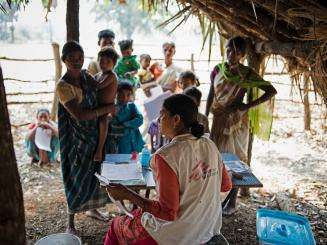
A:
[98,29,115,43]
[183,87,202,104]
[36,108,50,117]
[61,41,84,62]
[179,70,200,86]
[162,41,176,49]
[118,39,133,51]
[227,36,247,56]
[163,94,204,138]
[140,54,151,62]
[117,82,133,93]
[98,46,119,64]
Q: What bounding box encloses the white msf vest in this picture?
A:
[142,134,223,245]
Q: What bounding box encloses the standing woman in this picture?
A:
[206,36,277,215]
[55,41,116,234]
[157,42,183,93]
[104,94,227,245]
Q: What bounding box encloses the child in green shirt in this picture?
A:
[114,39,140,88]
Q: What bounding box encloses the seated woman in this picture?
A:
[104,94,231,244]
[25,108,59,166]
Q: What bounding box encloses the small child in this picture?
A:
[178,70,200,91]
[93,47,119,161]
[149,62,163,81]
[114,39,140,88]
[25,108,59,166]
[108,82,145,154]
[183,87,210,134]
[138,54,158,97]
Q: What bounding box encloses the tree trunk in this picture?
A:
[303,74,311,131]
[50,42,62,121]
[0,65,26,244]
[246,43,265,166]
[66,0,79,42]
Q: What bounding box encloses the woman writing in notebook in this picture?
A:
[104,94,232,245]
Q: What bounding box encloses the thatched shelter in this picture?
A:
[157,0,327,105]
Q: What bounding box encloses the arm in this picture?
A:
[106,154,179,221]
[221,163,232,192]
[63,99,115,121]
[161,80,177,93]
[122,104,143,128]
[205,82,214,116]
[205,67,218,116]
[245,84,277,110]
[97,72,118,92]
[48,122,59,137]
[27,124,38,141]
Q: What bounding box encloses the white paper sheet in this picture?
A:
[35,127,52,152]
[101,162,143,181]
[143,90,172,122]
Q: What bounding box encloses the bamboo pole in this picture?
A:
[303,74,311,131]
[50,42,62,121]
[190,53,195,72]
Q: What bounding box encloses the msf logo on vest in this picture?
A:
[189,160,219,183]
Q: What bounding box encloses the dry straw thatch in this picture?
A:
[149,0,327,105]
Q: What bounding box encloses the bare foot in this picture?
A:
[85,209,109,222]
[66,226,78,236]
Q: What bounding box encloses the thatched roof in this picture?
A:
[2,0,327,104]
[160,0,326,105]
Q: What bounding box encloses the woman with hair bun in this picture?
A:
[104,94,230,245]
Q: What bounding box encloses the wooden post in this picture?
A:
[303,73,311,131]
[246,43,265,167]
[190,53,195,72]
[50,42,62,121]
[66,0,79,42]
[0,65,26,244]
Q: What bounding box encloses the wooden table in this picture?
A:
[221,153,263,208]
[103,153,262,201]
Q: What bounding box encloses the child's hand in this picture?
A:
[124,71,132,78]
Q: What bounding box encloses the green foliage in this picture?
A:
[0,1,20,42]
[92,0,170,39]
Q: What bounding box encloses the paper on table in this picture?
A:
[94,173,134,218]
[101,162,143,181]
[225,160,251,173]
[35,127,52,152]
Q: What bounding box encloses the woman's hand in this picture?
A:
[227,101,249,113]
[106,183,130,202]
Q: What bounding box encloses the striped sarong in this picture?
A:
[58,71,109,213]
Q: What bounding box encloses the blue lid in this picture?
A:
[257,209,315,245]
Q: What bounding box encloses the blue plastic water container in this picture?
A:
[256,209,316,245]
[140,147,151,167]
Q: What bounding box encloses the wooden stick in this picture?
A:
[50,42,62,121]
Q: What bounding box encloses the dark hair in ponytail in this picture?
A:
[163,94,204,138]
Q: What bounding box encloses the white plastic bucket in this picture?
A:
[35,233,81,245]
